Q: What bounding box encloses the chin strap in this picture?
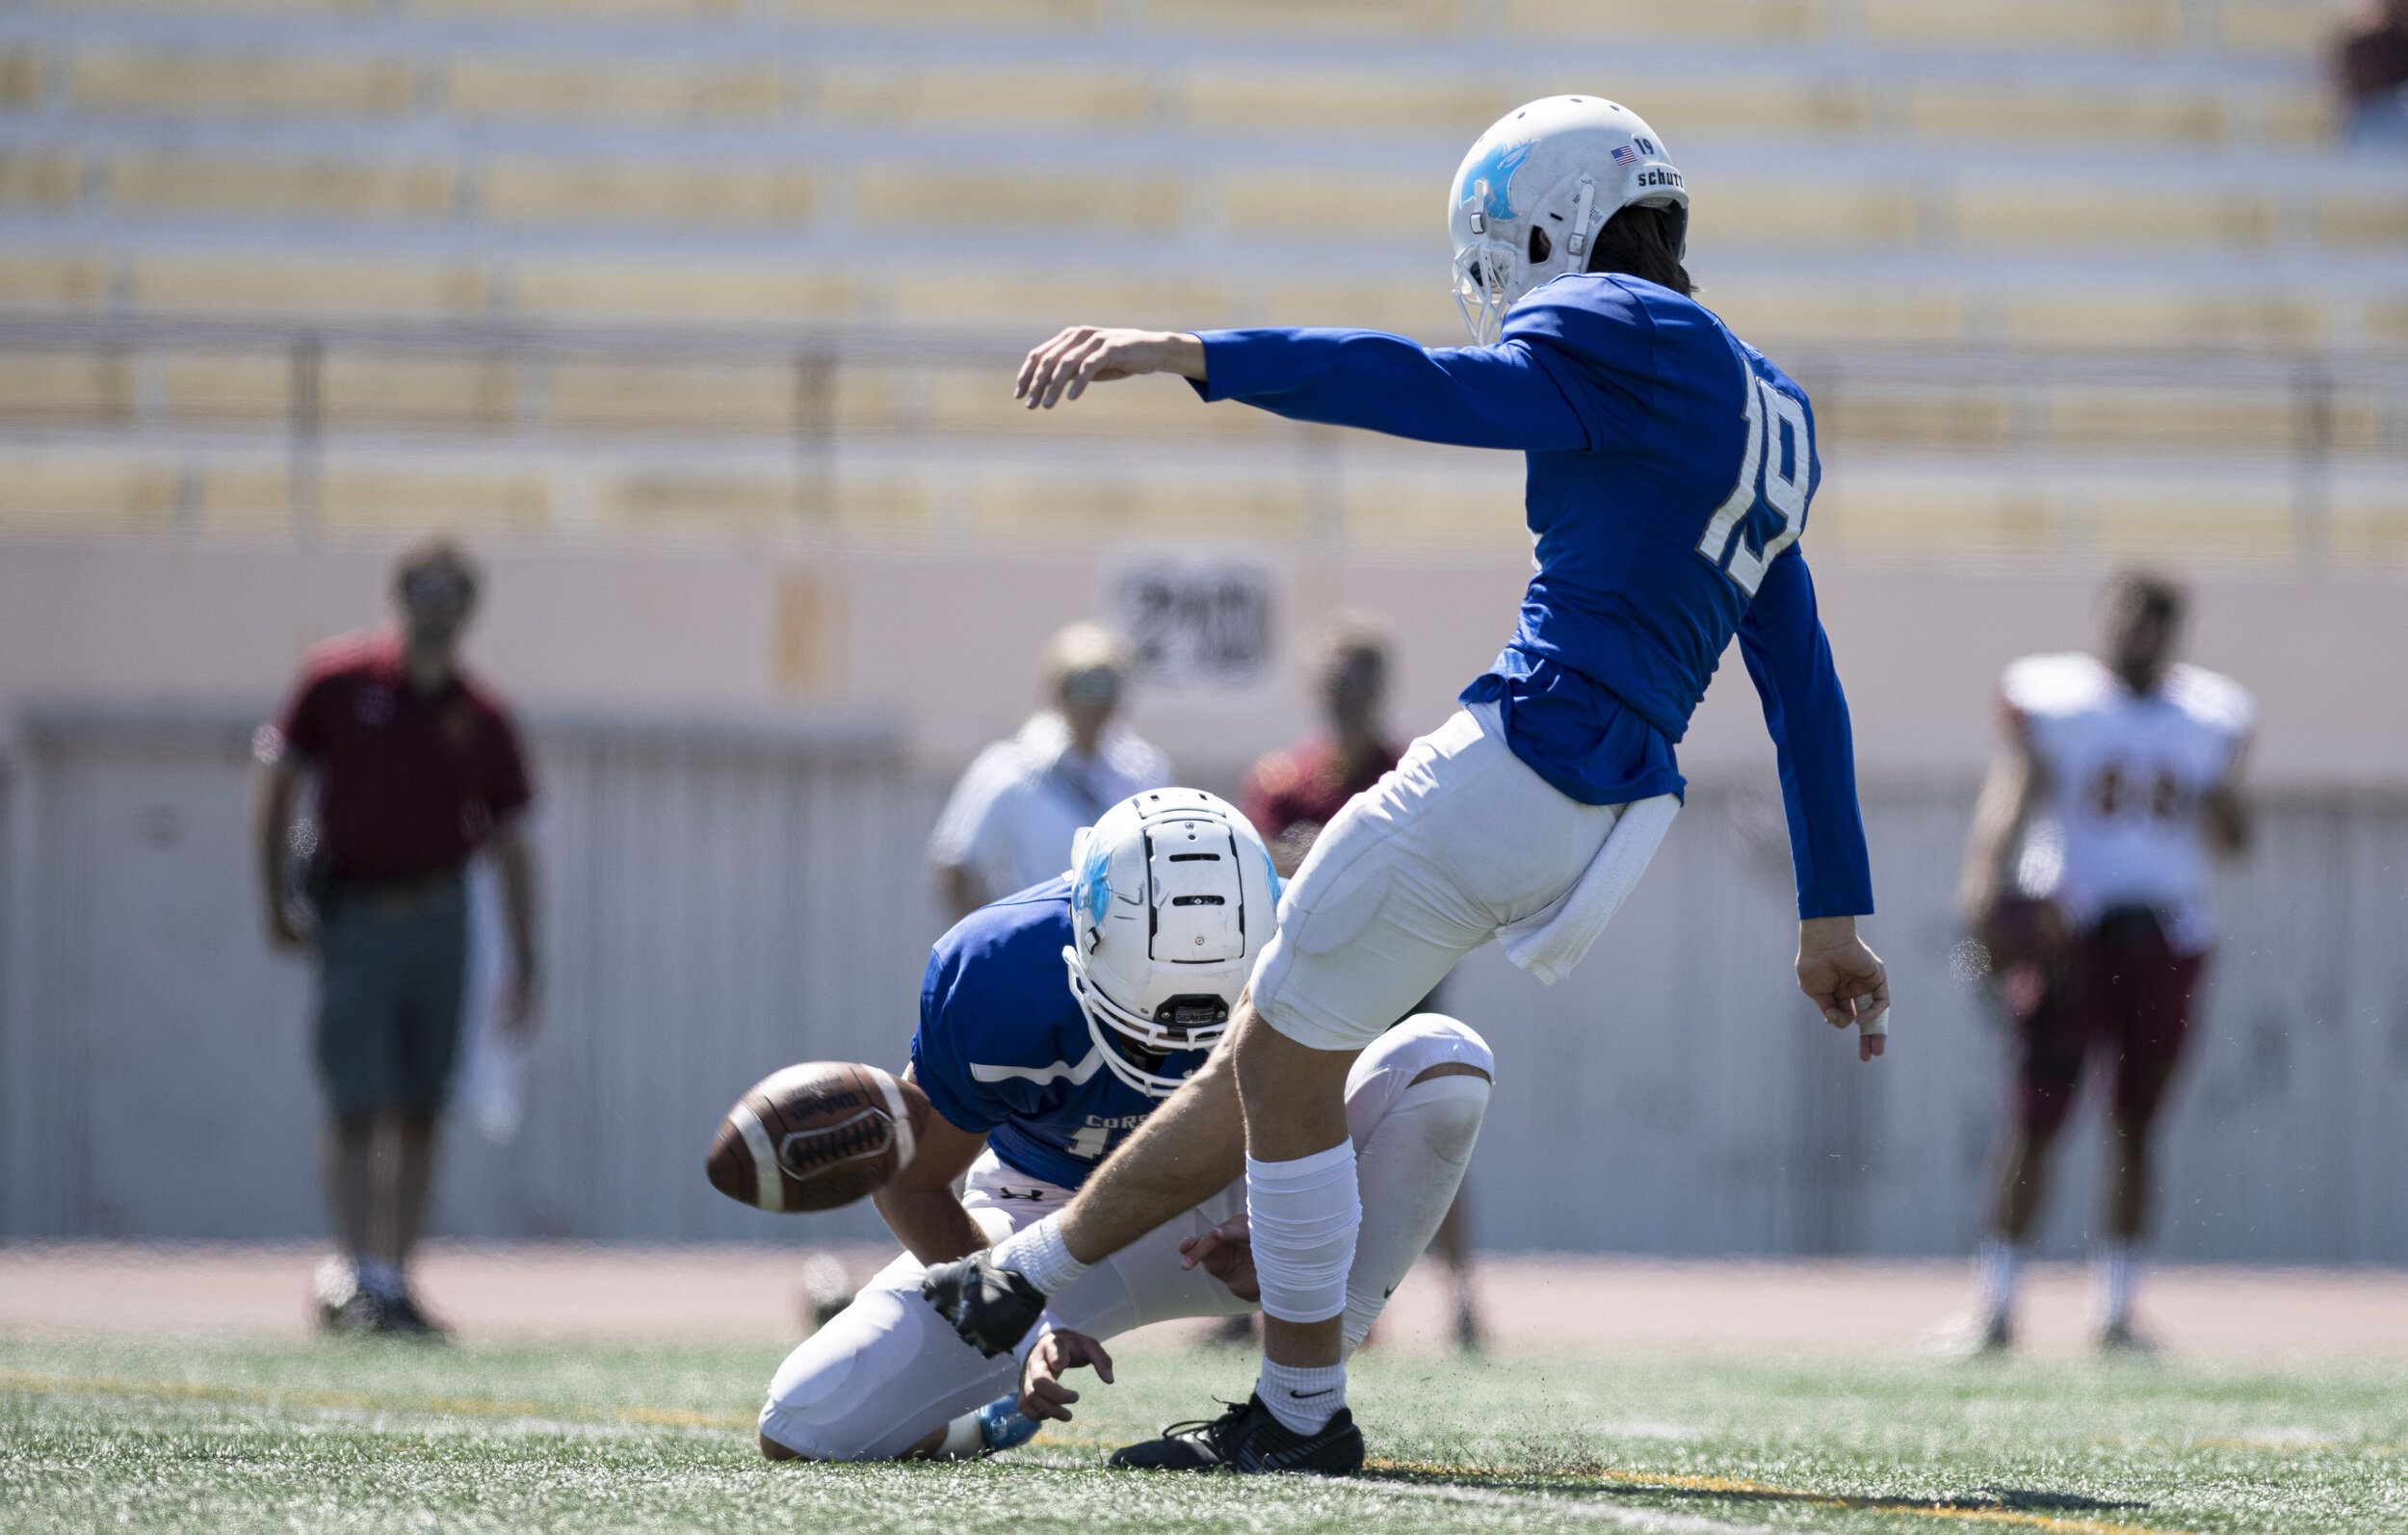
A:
[1566,174,1597,261]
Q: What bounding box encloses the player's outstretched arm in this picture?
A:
[870,1066,992,1264]
[1015,327,1204,409]
[1797,916,1890,1062]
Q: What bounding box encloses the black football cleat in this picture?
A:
[920,1252,1048,1358]
[1107,1394,1364,1476]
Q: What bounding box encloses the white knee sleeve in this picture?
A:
[1343,1073,1490,1352]
[1245,1143,1360,1324]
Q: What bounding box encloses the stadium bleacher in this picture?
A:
[0,0,2395,559]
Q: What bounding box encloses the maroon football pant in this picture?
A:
[2015,906,2207,1138]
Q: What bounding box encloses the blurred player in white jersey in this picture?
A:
[1957,572,2253,1353]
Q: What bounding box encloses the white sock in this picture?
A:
[1256,1358,1347,1436]
[929,1409,984,1460]
[2094,1240,2138,1328]
[1245,1143,1360,1324]
[1340,1075,1489,1354]
[987,1215,1087,1296]
[1976,1236,2023,1327]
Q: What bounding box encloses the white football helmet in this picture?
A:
[1448,94,1689,345]
[1064,788,1279,1098]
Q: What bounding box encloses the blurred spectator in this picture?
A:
[928,621,1170,922]
[255,538,540,1338]
[2338,0,2408,143]
[1239,616,1485,1351]
[1954,573,2252,1355]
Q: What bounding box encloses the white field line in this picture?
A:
[1346,1477,1765,1534]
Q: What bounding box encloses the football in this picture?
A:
[706,1061,929,1214]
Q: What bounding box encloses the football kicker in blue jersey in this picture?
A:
[1188,272,1873,920]
[910,874,1210,1190]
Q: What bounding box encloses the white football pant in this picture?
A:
[757,1013,1491,1460]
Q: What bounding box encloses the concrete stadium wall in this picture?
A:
[3,706,2402,1262]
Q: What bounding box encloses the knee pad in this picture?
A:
[1245,1143,1360,1324]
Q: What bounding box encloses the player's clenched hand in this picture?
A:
[1014,327,1206,409]
[1796,916,1891,1062]
[1177,1212,1259,1301]
[1017,1328,1114,1423]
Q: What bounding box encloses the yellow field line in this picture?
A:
[4,1367,2207,1533]
[0,1367,755,1431]
[1363,1458,2191,1535]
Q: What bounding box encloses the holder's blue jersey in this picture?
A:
[910,875,1209,1190]
[1191,273,1873,919]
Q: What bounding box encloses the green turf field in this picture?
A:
[4,1336,2402,1535]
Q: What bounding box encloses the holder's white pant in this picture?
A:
[757,1013,1491,1461]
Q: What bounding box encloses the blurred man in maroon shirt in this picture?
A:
[255,539,539,1337]
[1240,619,1485,1349]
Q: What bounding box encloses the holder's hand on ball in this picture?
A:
[1014,327,1205,409]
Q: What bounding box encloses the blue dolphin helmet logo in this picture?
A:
[1075,830,1112,931]
[1459,140,1533,222]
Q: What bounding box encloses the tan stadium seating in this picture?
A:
[324,355,516,429]
[821,68,1142,126]
[2369,299,2408,347]
[318,464,550,531]
[0,49,44,105]
[2002,293,2324,346]
[1810,479,2057,553]
[0,351,136,422]
[511,261,850,321]
[2091,489,2295,556]
[0,154,83,207]
[970,475,1306,541]
[2049,391,2312,454]
[2332,489,2408,558]
[133,256,486,315]
[1341,468,1532,550]
[854,168,1180,232]
[108,155,456,220]
[72,50,418,115]
[0,452,175,529]
[1862,0,2182,48]
[1181,70,1510,136]
[446,59,781,123]
[1149,0,1461,31]
[1687,183,1917,247]
[1815,394,2012,450]
[414,0,743,17]
[1264,278,1463,343]
[1505,0,1823,41]
[2264,91,2339,143]
[1706,286,1965,344]
[549,362,799,432]
[483,162,815,227]
[595,472,929,533]
[0,252,107,309]
[888,272,1223,329]
[2313,196,2408,245]
[1912,86,2225,143]
[1953,188,2273,247]
[787,0,1100,23]
[39,0,371,13]
[1221,173,1430,237]
[166,354,292,423]
[919,367,1262,439]
[2216,1,2345,58]
[1625,83,1871,139]
[198,464,293,530]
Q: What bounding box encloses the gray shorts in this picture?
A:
[313,877,469,1118]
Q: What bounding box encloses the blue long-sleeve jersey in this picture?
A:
[1191,272,1873,919]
